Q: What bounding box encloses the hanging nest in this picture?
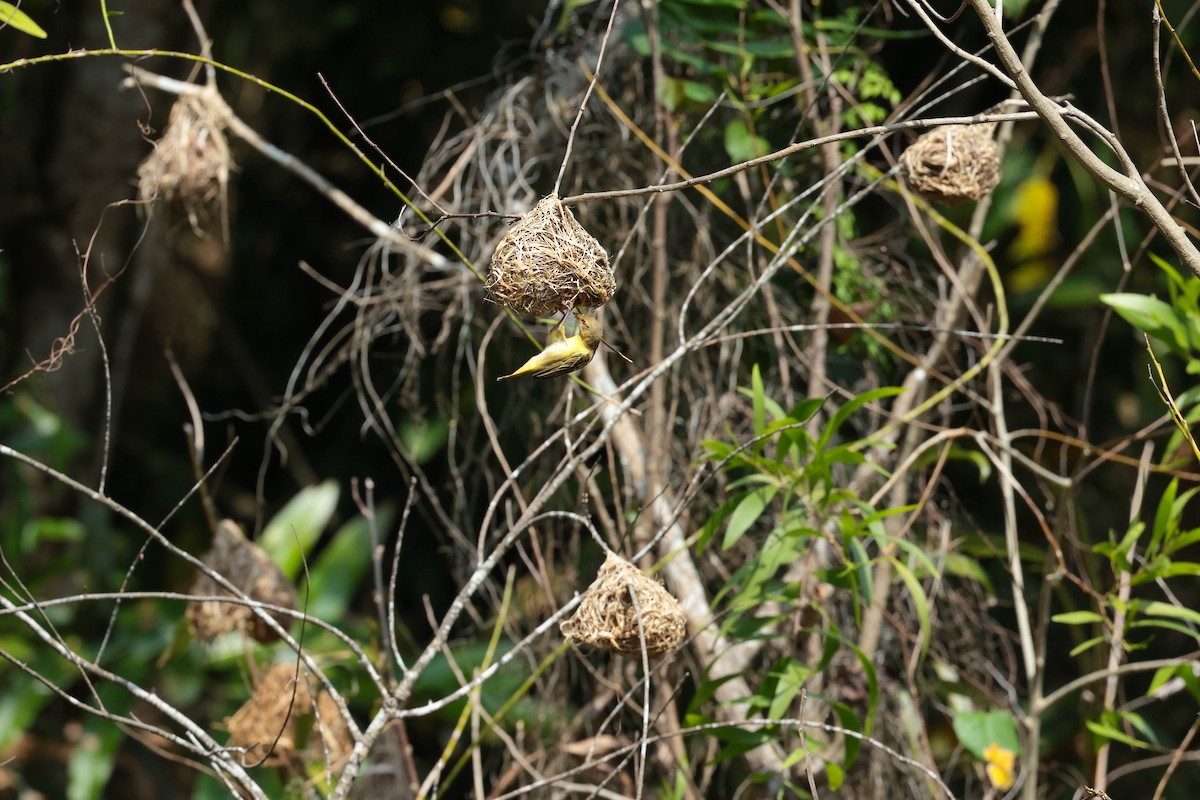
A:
[187,519,297,644]
[560,552,687,657]
[900,123,1000,205]
[225,663,352,767]
[137,87,233,234]
[485,195,614,316]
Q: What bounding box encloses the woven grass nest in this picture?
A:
[560,552,687,657]
[187,519,297,644]
[225,663,352,766]
[900,123,1000,205]
[137,88,232,220]
[486,195,614,316]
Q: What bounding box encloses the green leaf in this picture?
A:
[1118,710,1161,746]
[1143,601,1200,627]
[0,672,55,753]
[914,444,991,483]
[942,553,993,592]
[702,36,795,59]
[892,560,931,662]
[1085,718,1154,750]
[307,509,391,622]
[768,659,810,719]
[819,386,904,448]
[709,725,776,763]
[952,710,1020,760]
[682,79,718,103]
[1069,636,1105,657]
[723,119,770,163]
[751,364,766,436]
[695,493,742,550]
[672,0,748,8]
[846,535,872,607]
[400,417,449,464]
[1129,618,1200,640]
[259,480,340,580]
[722,485,777,549]
[21,516,85,551]
[787,396,826,424]
[0,2,48,38]
[830,701,866,767]
[699,438,736,462]
[67,724,123,800]
[826,761,845,790]
[1052,610,1105,625]
[1151,478,1181,559]
[1148,663,1200,703]
[1100,293,1189,352]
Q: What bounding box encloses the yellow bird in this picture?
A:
[498,312,603,380]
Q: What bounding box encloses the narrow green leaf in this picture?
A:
[767,660,809,719]
[826,762,845,790]
[695,494,742,551]
[682,79,718,103]
[1143,601,1200,627]
[1085,719,1153,750]
[1100,293,1188,352]
[307,510,390,622]
[722,485,777,549]
[788,396,826,424]
[1069,636,1106,657]
[1151,478,1180,558]
[819,386,904,448]
[942,553,993,592]
[0,2,48,38]
[892,560,931,662]
[751,363,766,435]
[1148,665,1179,695]
[1052,610,1105,625]
[259,480,340,579]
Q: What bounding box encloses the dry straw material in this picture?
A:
[137,88,232,214]
[225,663,351,766]
[486,195,614,316]
[187,519,297,644]
[900,123,1000,205]
[560,552,687,657]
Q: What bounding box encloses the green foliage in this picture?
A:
[1099,255,1200,468]
[67,689,130,800]
[1086,709,1162,751]
[306,509,390,623]
[413,641,552,731]
[690,367,910,781]
[623,0,899,135]
[1101,255,1200,365]
[1044,476,1200,750]
[833,59,900,128]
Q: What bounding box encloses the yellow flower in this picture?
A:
[498,312,603,381]
[983,742,1016,791]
